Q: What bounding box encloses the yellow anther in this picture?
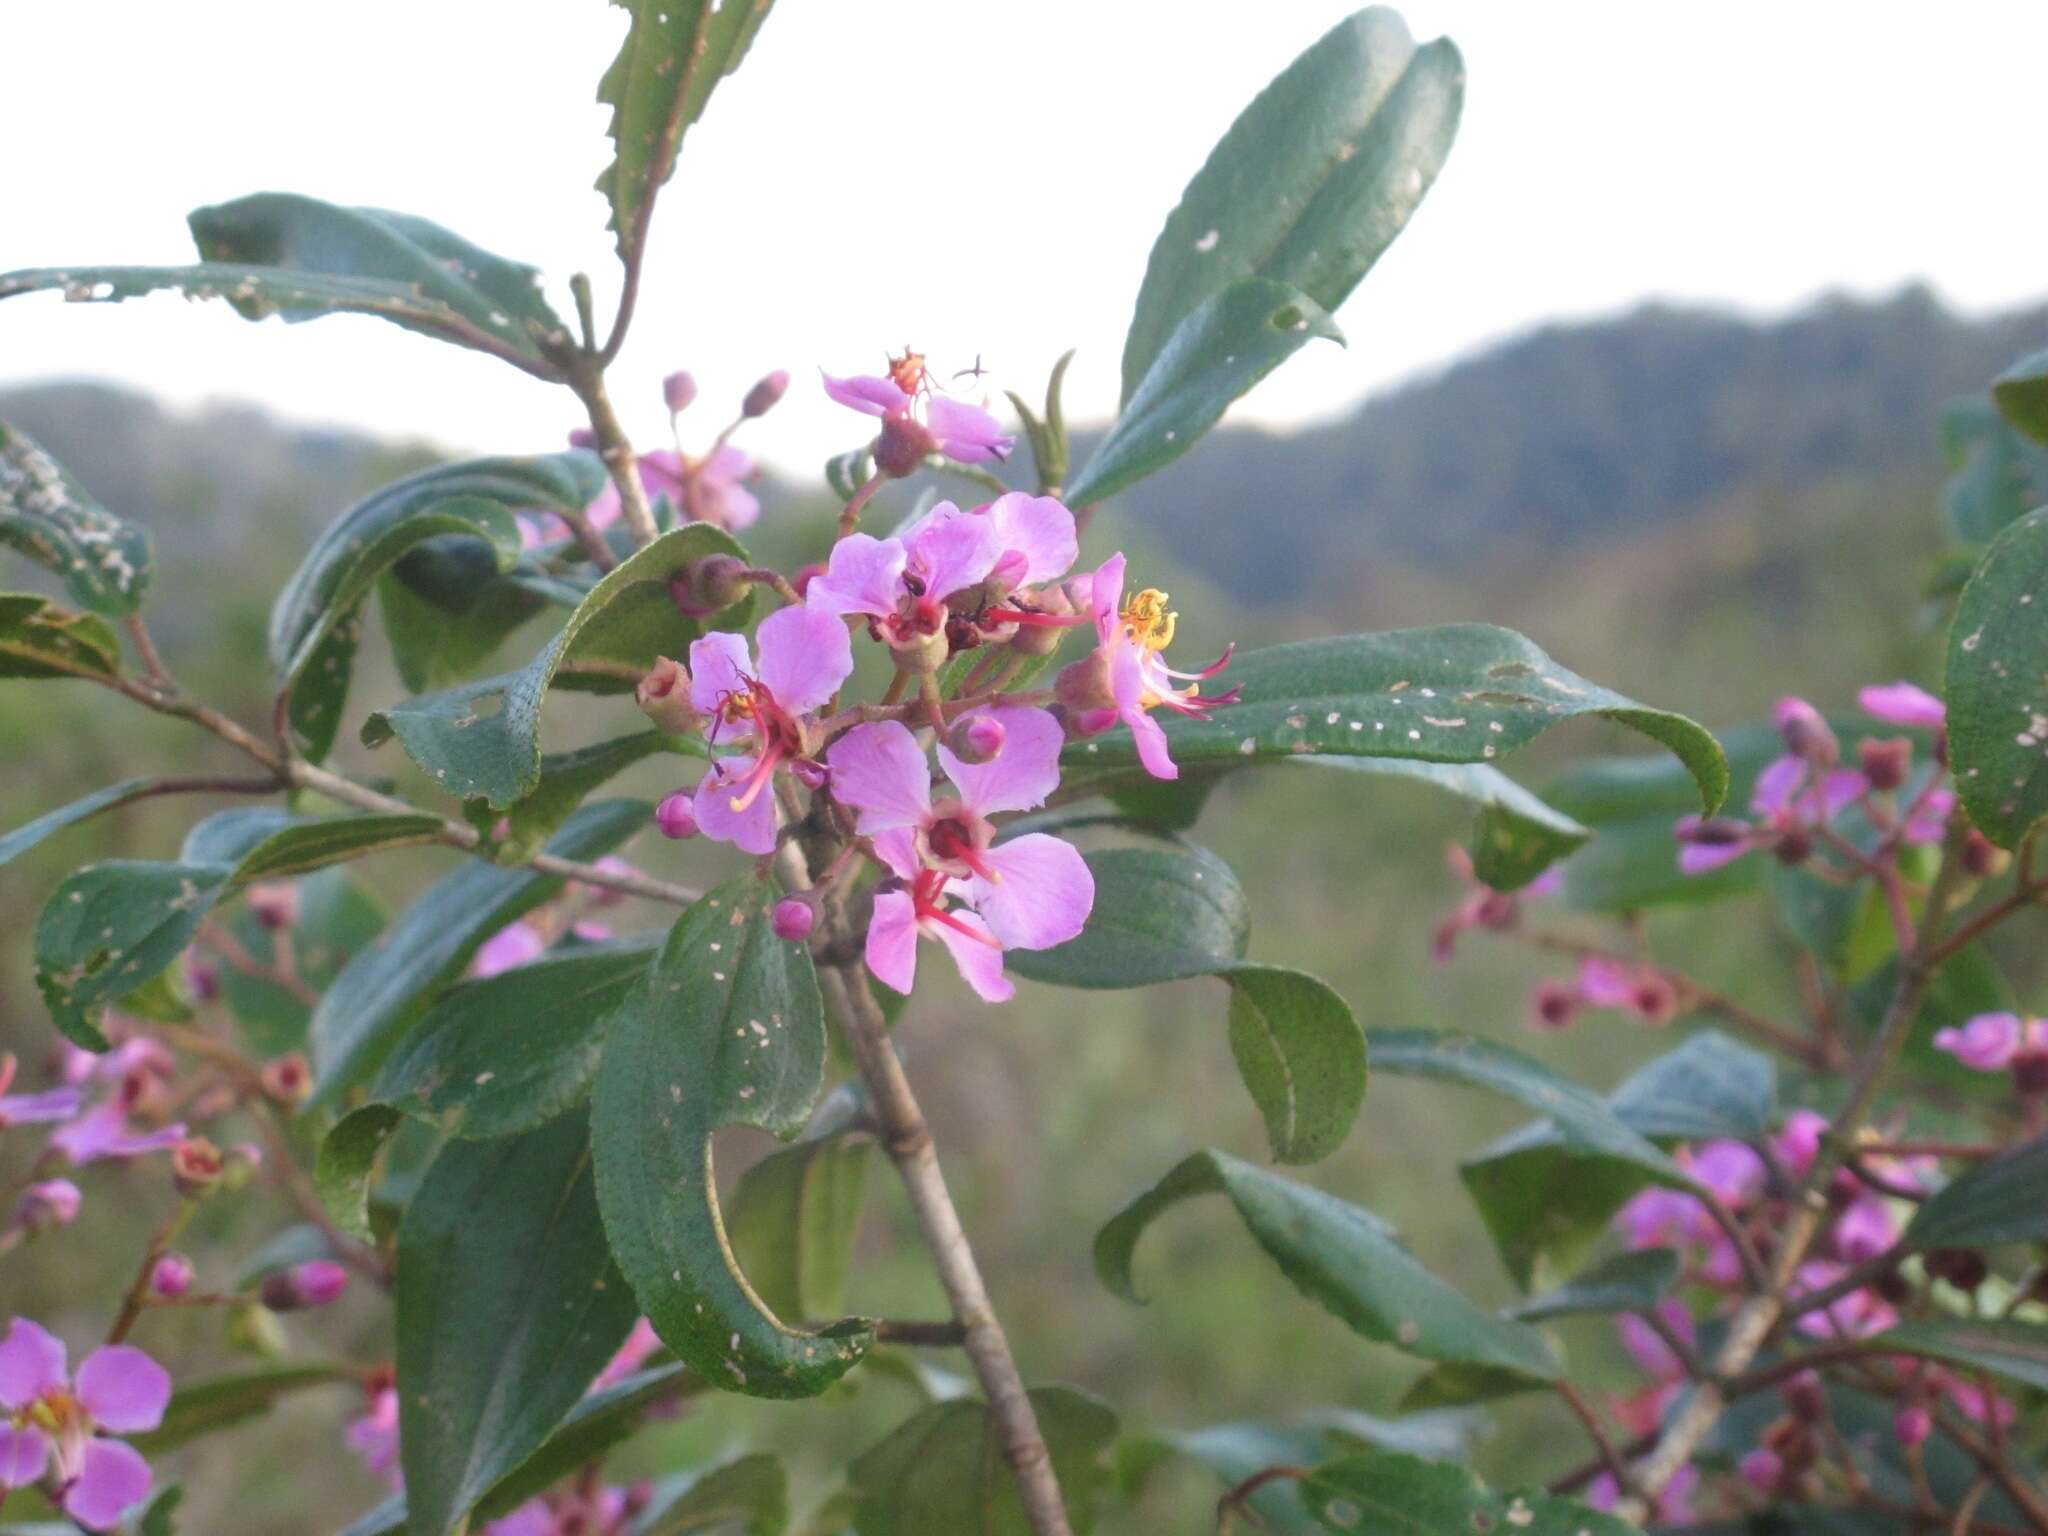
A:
[1120,588,1177,650]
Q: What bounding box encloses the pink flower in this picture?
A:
[807,519,997,643]
[1588,1462,1697,1524]
[1902,788,1955,846]
[1831,1194,1897,1263]
[1618,1302,1695,1384]
[688,607,854,856]
[908,493,1078,593]
[46,1099,186,1167]
[1932,1011,2027,1072]
[1859,681,1946,730]
[1574,956,1677,1023]
[1738,1448,1782,1493]
[585,447,760,534]
[594,1318,661,1392]
[16,1181,82,1233]
[1057,554,1236,782]
[262,1260,348,1311]
[0,1319,168,1530]
[823,362,1015,465]
[346,1385,401,1490]
[1791,1261,1898,1339]
[471,919,546,979]
[826,708,1093,1003]
[150,1254,193,1298]
[1690,1140,1767,1208]
[1772,1109,1829,1181]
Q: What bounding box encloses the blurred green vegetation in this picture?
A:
[0,284,2032,1531]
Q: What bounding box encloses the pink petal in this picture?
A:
[1933,1011,2023,1071]
[584,481,622,532]
[821,372,909,418]
[1905,789,1956,845]
[926,397,1014,464]
[0,1086,82,1125]
[905,510,1000,601]
[982,493,1078,586]
[929,909,1014,1002]
[806,534,908,619]
[1677,839,1749,876]
[595,1317,661,1391]
[1690,1140,1766,1206]
[692,759,779,856]
[703,445,754,483]
[939,706,1065,817]
[486,1501,556,1536]
[1089,555,1126,641]
[1574,955,1637,1009]
[0,1423,48,1488]
[1832,1196,1897,1263]
[636,450,689,510]
[869,827,923,882]
[0,1319,67,1409]
[865,891,921,995]
[1772,1109,1829,1181]
[61,1436,151,1531]
[705,477,761,531]
[1815,770,1867,818]
[471,921,545,979]
[1859,681,1946,729]
[825,722,933,832]
[1750,755,1805,817]
[755,605,853,717]
[687,630,756,727]
[968,835,1094,951]
[75,1346,170,1433]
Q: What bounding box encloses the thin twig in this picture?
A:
[1555,1382,1634,1497]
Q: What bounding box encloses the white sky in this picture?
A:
[3,2,2044,472]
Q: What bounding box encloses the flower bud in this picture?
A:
[742,369,790,418]
[888,623,951,676]
[184,953,220,1002]
[873,412,938,478]
[263,1259,348,1311]
[662,370,698,415]
[1772,827,1814,866]
[172,1137,225,1198]
[259,1052,312,1107]
[1857,737,1912,793]
[1773,697,1839,765]
[1893,1402,1932,1449]
[246,882,299,931]
[1961,829,2009,879]
[15,1179,81,1233]
[636,656,700,734]
[227,1302,287,1358]
[669,554,750,617]
[568,427,599,451]
[656,791,699,840]
[1738,1447,1782,1494]
[791,758,830,791]
[151,1252,194,1298]
[771,897,815,943]
[1528,981,1580,1033]
[948,713,1006,766]
[222,1142,264,1193]
[1781,1369,1828,1423]
[1924,1247,1989,1292]
[792,562,827,598]
[1054,650,1115,717]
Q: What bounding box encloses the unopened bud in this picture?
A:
[184,953,220,1002]
[662,370,698,415]
[2013,1048,2048,1097]
[1925,1247,1989,1291]
[172,1137,225,1198]
[948,713,1006,765]
[873,412,938,478]
[792,562,827,598]
[887,624,951,676]
[668,554,750,617]
[15,1179,81,1233]
[246,882,299,931]
[259,1052,312,1107]
[655,791,699,841]
[1782,1369,1828,1423]
[1857,737,1912,793]
[1528,981,1580,1033]
[568,427,600,451]
[791,758,830,790]
[262,1259,348,1311]
[771,897,815,943]
[1773,697,1839,765]
[636,656,700,735]
[222,1142,264,1193]
[1773,828,1815,866]
[1893,1402,1932,1449]
[151,1252,194,1298]
[1961,829,2008,879]
[226,1302,287,1358]
[1053,650,1115,717]
[1738,1447,1782,1494]
[742,369,790,418]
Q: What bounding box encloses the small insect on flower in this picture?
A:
[823,349,1016,470]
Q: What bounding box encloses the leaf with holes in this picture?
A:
[593,877,872,1399]
[597,0,779,257]
[1948,507,2048,846]
[361,524,748,807]
[1098,1150,1560,1382]
[0,424,153,616]
[0,593,122,681]
[397,1111,639,1536]
[2,195,572,371]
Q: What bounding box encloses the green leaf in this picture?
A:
[1504,1248,1680,1322]
[1367,1028,1684,1181]
[136,1486,182,1536]
[1460,1030,1774,1288]
[308,798,645,1100]
[1298,1448,1631,1535]
[397,1111,639,1536]
[1097,1150,1561,1381]
[727,1137,872,1324]
[0,777,160,869]
[474,1363,698,1521]
[316,1104,404,1242]
[1993,349,2048,448]
[597,0,778,256]
[1004,842,1363,1161]
[1904,1132,2048,1249]
[593,878,873,1399]
[495,731,703,862]
[2,196,572,371]
[217,868,386,1056]
[380,563,548,696]
[1061,626,1727,815]
[269,454,604,758]
[1941,395,2048,547]
[1118,8,1461,407]
[847,1387,1118,1536]
[1068,279,1342,505]
[371,935,661,1139]
[1864,1318,2048,1395]
[0,424,153,616]
[630,1454,789,1536]
[0,592,121,680]
[362,524,746,808]
[1948,506,2048,846]
[214,810,445,882]
[127,1363,355,1456]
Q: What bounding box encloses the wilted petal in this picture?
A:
[755,605,854,717]
[687,630,755,726]
[0,1423,48,1487]
[822,372,911,418]
[61,1437,152,1531]
[929,909,1013,1002]
[1859,681,1946,729]
[982,492,1078,586]
[692,759,778,856]
[926,397,1014,463]
[826,722,934,832]
[806,535,907,620]
[75,1346,170,1433]
[939,707,1065,816]
[865,892,920,995]
[968,835,1093,951]
[0,1318,67,1409]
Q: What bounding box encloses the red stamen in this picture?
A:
[921,902,1003,949]
[726,743,785,813]
[982,607,1090,628]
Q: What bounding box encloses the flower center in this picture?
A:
[1120,588,1177,651]
[924,810,1001,882]
[887,348,929,398]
